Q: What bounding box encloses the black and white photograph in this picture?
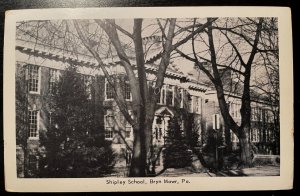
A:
[4,7,293,191]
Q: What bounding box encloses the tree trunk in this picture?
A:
[224,124,232,153]
[239,128,252,167]
[129,127,146,177]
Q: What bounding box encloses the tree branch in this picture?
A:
[111,22,134,39]
[220,30,247,67]
[171,18,218,51]
[73,20,135,127]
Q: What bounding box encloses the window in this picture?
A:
[229,103,234,117]
[125,122,132,138]
[188,95,193,113]
[195,97,201,114]
[266,110,273,123]
[166,85,174,106]
[29,110,39,138]
[230,103,241,119]
[156,85,166,104]
[251,128,259,143]
[155,128,162,140]
[49,111,52,126]
[156,117,162,124]
[83,75,93,100]
[251,107,256,121]
[104,115,114,139]
[234,104,238,118]
[148,80,155,94]
[269,128,274,141]
[49,69,60,95]
[124,82,131,100]
[27,64,40,93]
[258,108,263,122]
[28,154,38,172]
[119,111,133,139]
[105,79,114,100]
[251,107,262,121]
[180,119,184,131]
[179,88,184,108]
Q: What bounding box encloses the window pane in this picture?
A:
[29,111,38,138]
[124,83,131,100]
[195,97,200,113]
[28,154,38,171]
[28,65,39,93]
[166,85,174,106]
[49,69,60,95]
[125,125,131,138]
[161,87,165,104]
[179,89,183,108]
[105,115,114,139]
[188,95,193,112]
[83,75,92,99]
[106,82,114,99]
[105,127,113,139]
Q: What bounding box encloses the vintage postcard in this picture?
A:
[3,7,293,192]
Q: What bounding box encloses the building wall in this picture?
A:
[15,46,279,177]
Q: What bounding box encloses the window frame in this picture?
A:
[28,154,39,172]
[159,85,166,105]
[83,75,93,100]
[188,95,193,113]
[48,68,60,95]
[166,85,174,106]
[124,82,132,101]
[179,88,184,108]
[27,64,41,95]
[105,78,114,101]
[28,110,39,140]
[125,122,132,139]
[104,114,114,140]
[195,96,201,114]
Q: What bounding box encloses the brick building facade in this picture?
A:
[15,39,279,177]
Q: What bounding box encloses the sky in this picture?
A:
[16,18,278,90]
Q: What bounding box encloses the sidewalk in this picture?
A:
[159,167,216,177]
[158,166,279,177]
[218,165,280,176]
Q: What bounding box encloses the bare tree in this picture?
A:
[17,18,214,176]
[176,17,278,167]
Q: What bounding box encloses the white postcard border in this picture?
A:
[4,7,293,192]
